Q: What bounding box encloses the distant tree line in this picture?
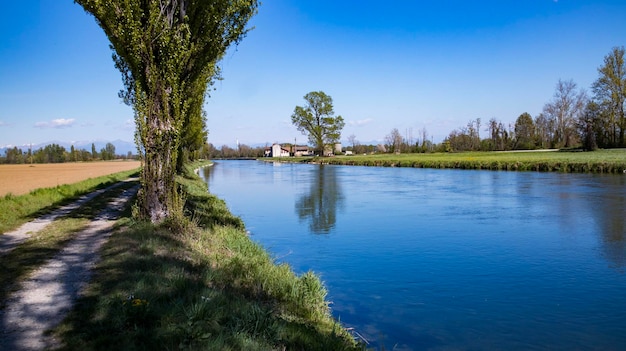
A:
[0,142,135,164]
[374,46,626,153]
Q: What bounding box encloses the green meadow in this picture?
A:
[292,149,626,173]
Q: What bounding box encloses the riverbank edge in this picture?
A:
[182,161,363,349]
[262,149,626,174]
[54,161,363,350]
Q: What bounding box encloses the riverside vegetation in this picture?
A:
[0,163,361,350]
[286,149,626,173]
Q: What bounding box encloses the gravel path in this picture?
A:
[0,179,137,256]
[0,184,139,351]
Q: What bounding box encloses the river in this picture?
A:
[200,160,626,350]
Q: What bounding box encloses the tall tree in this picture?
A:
[75,0,258,222]
[291,91,345,156]
[534,113,554,149]
[592,46,626,147]
[514,112,535,150]
[176,70,212,171]
[543,79,587,148]
[385,128,403,153]
[70,145,76,162]
[101,142,116,160]
[347,134,358,150]
[577,101,601,151]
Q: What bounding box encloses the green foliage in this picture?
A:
[1,143,105,164]
[176,162,244,229]
[592,46,626,147]
[291,91,346,156]
[578,101,601,151]
[34,143,67,163]
[514,112,535,150]
[177,77,211,171]
[100,142,116,160]
[75,0,259,223]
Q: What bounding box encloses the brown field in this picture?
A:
[0,161,141,196]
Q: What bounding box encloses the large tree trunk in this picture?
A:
[137,84,179,223]
[141,145,173,222]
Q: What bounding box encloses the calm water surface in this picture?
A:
[201,160,626,350]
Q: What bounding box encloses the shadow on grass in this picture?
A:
[56,223,362,351]
[30,172,140,220]
[0,222,87,307]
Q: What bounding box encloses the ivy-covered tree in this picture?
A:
[75,0,258,222]
[291,91,345,156]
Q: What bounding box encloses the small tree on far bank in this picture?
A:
[514,112,535,150]
[91,143,98,160]
[291,91,345,156]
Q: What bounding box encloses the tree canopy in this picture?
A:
[291,91,345,156]
[514,112,535,150]
[75,0,258,223]
[592,46,626,147]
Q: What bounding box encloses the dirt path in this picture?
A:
[0,184,139,351]
[0,179,138,256]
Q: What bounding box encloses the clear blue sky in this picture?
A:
[1,1,625,148]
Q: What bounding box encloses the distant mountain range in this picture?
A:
[0,140,137,156]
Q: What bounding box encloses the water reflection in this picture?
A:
[295,165,344,234]
[201,164,214,190]
[592,175,626,269]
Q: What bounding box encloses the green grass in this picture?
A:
[286,149,626,173]
[0,169,139,234]
[54,162,362,350]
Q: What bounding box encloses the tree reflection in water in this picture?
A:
[593,175,626,269]
[295,165,344,234]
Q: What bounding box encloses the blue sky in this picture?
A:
[1,1,625,148]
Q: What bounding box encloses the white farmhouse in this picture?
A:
[264,143,290,157]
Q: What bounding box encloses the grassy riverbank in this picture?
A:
[0,168,139,234]
[285,149,626,173]
[54,162,362,350]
